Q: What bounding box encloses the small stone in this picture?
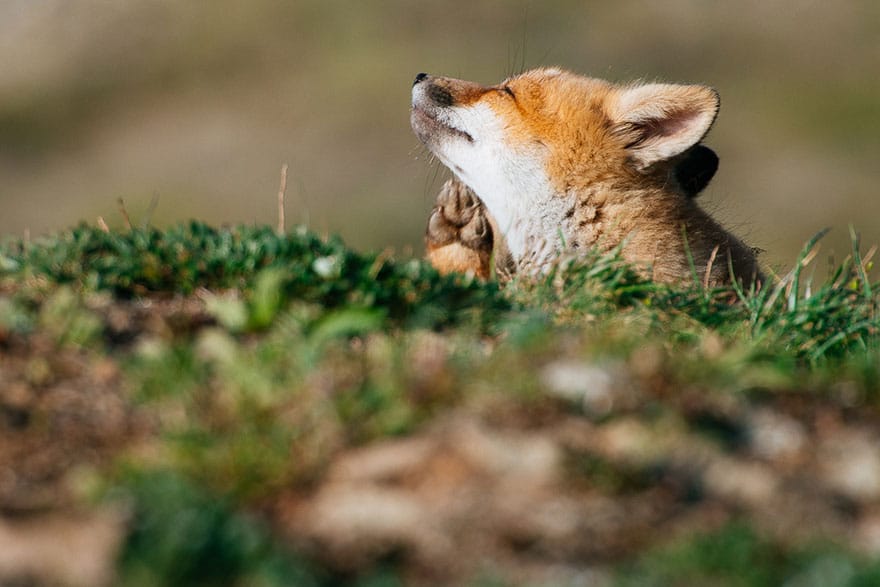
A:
[818,430,880,502]
[312,256,339,278]
[703,457,778,505]
[541,361,634,415]
[0,509,126,587]
[748,408,807,461]
[856,511,880,555]
[195,327,239,364]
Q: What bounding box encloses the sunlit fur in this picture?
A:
[412,68,761,287]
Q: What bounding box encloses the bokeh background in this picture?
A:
[2,0,879,274]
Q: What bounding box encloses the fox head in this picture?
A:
[411,68,720,262]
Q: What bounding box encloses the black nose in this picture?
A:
[413,72,429,86]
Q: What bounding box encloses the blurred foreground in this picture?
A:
[2,222,880,584]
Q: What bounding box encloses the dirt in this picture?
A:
[272,393,880,586]
[1,295,880,585]
[0,296,208,585]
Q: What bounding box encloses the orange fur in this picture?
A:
[426,242,491,280]
[413,68,762,287]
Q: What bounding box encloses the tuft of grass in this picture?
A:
[109,469,326,587]
[616,522,880,587]
[108,468,410,586]
[123,316,494,499]
[0,221,509,330]
[3,222,877,363]
[507,228,879,364]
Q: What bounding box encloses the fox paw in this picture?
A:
[425,179,493,279]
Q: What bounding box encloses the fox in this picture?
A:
[410,68,762,287]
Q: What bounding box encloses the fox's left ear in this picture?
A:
[610,83,719,170]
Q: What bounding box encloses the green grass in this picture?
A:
[618,522,880,587]
[4,221,875,361]
[0,221,507,328]
[2,221,880,585]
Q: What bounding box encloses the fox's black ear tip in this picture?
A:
[677,145,719,198]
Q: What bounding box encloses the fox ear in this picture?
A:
[611,83,719,170]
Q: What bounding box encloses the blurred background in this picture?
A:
[1,0,878,274]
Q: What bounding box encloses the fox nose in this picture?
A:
[413,72,429,86]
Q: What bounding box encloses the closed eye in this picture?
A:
[501,86,516,99]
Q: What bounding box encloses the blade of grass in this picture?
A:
[788,228,829,313]
[850,224,873,303]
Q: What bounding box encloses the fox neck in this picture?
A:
[456,167,575,267]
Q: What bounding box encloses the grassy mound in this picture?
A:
[1,222,879,586]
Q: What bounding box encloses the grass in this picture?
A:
[2,220,880,585]
[619,522,880,587]
[0,221,507,327]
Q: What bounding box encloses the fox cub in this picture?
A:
[411,68,761,287]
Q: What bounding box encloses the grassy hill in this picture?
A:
[1,221,880,586]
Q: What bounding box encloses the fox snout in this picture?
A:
[412,73,486,108]
[411,74,479,148]
[412,73,455,108]
[413,73,455,107]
